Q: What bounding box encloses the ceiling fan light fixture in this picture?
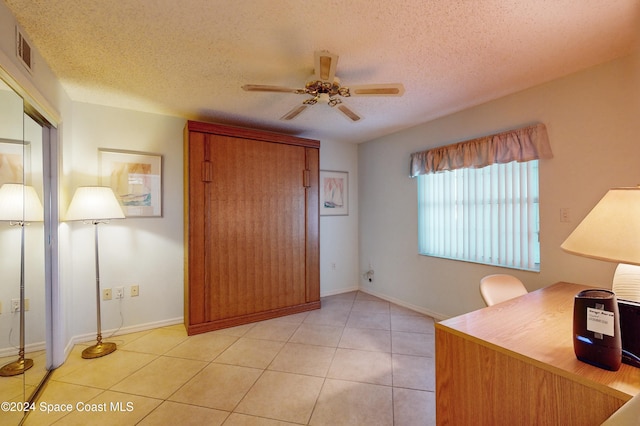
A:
[242,50,405,122]
[305,80,340,96]
[338,87,351,97]
[317,93,332,104]
[303,96,319,105]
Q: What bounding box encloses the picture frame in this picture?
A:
[0,138,30,186]
[320,170,348,216]
[99,149,162,217]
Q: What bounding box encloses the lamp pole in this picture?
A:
[81,221,116,359]
[0,220,34,376]
[65,186,124,359]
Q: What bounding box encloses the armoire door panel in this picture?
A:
[184,121,320,334]
[205,135,306,320]
[305,147,320,302]
[186,130,207,326]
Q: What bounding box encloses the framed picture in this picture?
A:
[99,149,162,217]
[320,170,348,216]
[0,139,30,186]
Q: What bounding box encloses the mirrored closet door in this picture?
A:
[0,76,50,420]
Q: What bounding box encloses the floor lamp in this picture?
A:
[66,186,125,359]
[0,184,43,377]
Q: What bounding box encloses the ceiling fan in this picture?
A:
[242,50,405,122]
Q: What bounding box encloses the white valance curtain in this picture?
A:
[409,123,553,177]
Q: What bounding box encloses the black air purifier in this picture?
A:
[573,289,622,371]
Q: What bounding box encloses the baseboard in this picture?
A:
[186,302,320,336]
[63,317,184,360]
[358,287,450,321]
[56,289,449,362]
[321,286,359,298]
[0,341,46,358]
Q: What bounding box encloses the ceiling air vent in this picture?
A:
[16,27,33,73]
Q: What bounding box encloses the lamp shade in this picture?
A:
[561,187,640,266]
[66,186,125,221]
[0,183,44,222]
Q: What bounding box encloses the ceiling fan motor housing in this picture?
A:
[303,79,350,97]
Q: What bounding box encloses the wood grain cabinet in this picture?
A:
[183,120,320,335]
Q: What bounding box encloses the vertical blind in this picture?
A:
[417,160,540,270]
[411,123,552,271]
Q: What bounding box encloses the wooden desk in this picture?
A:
[435,282,640,425]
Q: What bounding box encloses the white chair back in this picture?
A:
[480,274,528,306]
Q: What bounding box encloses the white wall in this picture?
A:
[65,106,361,341]
[7,0,639,360]
[1,0,360,354]
[65,103,186,339]
[358,52,640,319]
[319,140,360,296]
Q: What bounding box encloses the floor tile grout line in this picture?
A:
[149,326,248,415]
[105,352,163,392]
[34,291,437,425]
[222,311,314,419]
[305,302,353,425]
[229,310,338,424]
[152,353,217,407]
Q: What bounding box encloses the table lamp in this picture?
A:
[561,186,640,370]
[561,187,640,266]
[0,184,43,376]
[66,186,125,359]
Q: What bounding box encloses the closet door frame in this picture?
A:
[0,64,60,407]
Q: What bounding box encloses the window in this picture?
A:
[417,160,540,271]
[409,123,552,272]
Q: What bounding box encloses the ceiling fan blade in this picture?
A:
[314,50,338,82]
[333,103,362,122]
[281,104,310,120]
[348,83,405,96]
[242,84,300,93]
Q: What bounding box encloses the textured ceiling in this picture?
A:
[4,0,640,143]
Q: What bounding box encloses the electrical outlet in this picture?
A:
[103,288,112,301]
[11,299,20,312]
[130,285,139,297]
[114,287,124,299]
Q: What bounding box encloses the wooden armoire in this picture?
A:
[183,121,320,335]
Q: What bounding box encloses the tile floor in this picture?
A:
[22,291,435,425]
[0,349,47,426]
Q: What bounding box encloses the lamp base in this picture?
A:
[82,342,117,359]
[0,358,34,377]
